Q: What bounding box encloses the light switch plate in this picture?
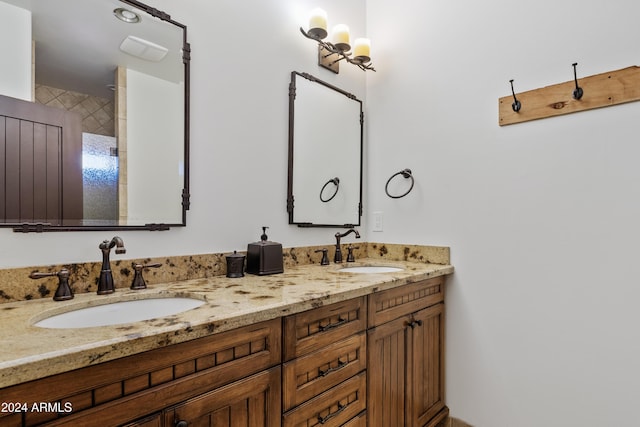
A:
[372,211,383,232]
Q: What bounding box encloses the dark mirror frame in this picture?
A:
[3,0,190,233]
[287,71,363,228]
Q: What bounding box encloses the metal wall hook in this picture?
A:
[572,62,584,100]
[320,177,340,202]
[385,168,414,199]
[509,79,521,112]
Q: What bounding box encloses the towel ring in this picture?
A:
[385,169,414,199]
[320,177,340,202]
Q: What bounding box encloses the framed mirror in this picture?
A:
[287,71,363,227]
[0,0,190,232]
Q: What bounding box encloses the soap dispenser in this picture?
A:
[246,227,284,275]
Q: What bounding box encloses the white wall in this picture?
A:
[4,1,636,425]
[367,0,640,425]
[0,0,367,267]
[0,1,32,100]
[126,68,183,223]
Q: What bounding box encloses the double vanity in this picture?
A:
[2,2,452,425]
[0,243,453,427]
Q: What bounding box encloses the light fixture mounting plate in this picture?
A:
[318,45,339,74]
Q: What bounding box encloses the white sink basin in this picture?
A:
[337,266,403,274]
[33,297,205,329]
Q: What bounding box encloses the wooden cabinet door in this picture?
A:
[410,303,446,427]
[367,315,410,427]
[367,303,447,427]
[163,367,281,427]
[0,93,83,224]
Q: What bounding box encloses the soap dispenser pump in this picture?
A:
[246,226,284,275]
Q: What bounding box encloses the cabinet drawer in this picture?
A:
[2,318,281,427]
[343,411,367,427]
[368,277,444,328]
[283,296,366,361]
[163,366,281,427]
[282,371,367,427]
[283,332,366,411]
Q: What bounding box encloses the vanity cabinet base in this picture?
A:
[1,275,449,427]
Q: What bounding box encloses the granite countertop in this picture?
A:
[0,258,453,388]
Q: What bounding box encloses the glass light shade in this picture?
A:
[308,8,327,39]
[353,38,371,63]
[332,24,351,51]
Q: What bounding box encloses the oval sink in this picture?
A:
[338,266,403,274]
[33,297,205,329]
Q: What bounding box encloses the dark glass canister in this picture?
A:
[226,251,245,278]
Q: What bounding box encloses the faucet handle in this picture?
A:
[29,269,73,301]
[130,263,162,290]
[346,245,359,262]
[314,249,330,266]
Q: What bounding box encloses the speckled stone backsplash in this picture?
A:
[0,243,449,303]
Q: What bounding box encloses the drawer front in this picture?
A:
[368,277,444,328]
[282,371,367,427]
[283,296,366,361]
[342,411,367,427]
[282,332,367,411]
[2,318,281,427]
[163,367,281,427]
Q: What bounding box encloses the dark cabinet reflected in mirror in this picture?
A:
[0,0,190,232]
[287,71,363,227]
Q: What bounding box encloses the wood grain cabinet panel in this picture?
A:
[367,276,448,427]
[411,304,446,427]
[367,315,409,427]
[162,367,281,427]
[282,297,368,426]
[0,318,280,427]
[122,413,162,427]
[283,296,366,361]
[282,371,366,427]
[368,277,444,328]
[341,411,367,427]
[282,332,366,411]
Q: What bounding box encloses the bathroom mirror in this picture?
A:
[0,0,190,232]
[287,71,363,227]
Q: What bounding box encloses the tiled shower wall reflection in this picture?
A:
[82,133,118,223]
[35,84,114,136]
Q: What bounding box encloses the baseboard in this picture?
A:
[444,416,474,427]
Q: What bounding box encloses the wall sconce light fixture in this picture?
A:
[300,8,376,74]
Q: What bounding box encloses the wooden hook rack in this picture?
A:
[498,65,640,126]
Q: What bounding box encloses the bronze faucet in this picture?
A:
[97,236,126,294]
[130,262,162,290]
[29,269,73,301]
[334,228,360,263]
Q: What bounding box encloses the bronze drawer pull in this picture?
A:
[406,319,423,329]
[318,359,347,377]
[317,402,346,424]
[319,317,347,332]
